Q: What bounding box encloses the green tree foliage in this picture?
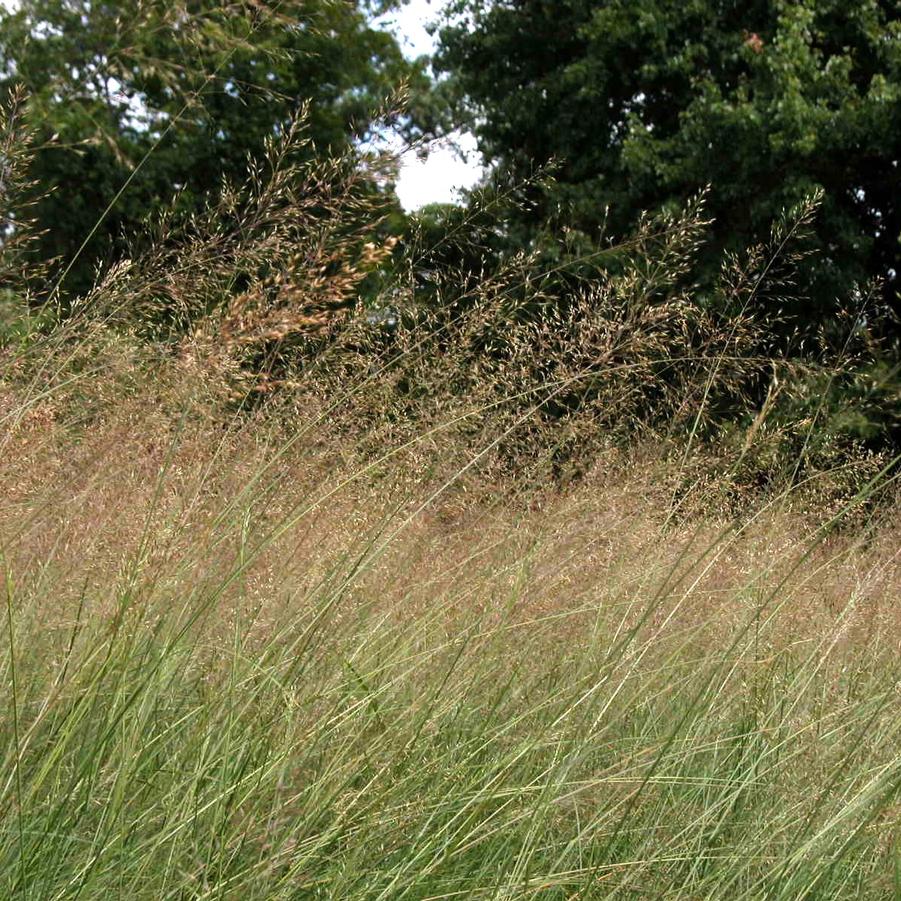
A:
[434,0,901,332]
[0,0,422,295]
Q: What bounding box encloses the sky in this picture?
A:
[376,0,484,210]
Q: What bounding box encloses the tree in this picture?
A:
[0,0,422,295]
[434,0,901,332]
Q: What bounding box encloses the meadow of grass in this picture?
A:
[1,318,899,900]
[1,95,900,899]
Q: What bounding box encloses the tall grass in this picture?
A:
[1,89,900,899]
[2,321,900,898]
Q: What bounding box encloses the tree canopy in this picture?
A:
[0,0,422,294]
[434,0,901,330]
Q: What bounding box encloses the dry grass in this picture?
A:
[1,88,900,898]
[1,365,899,898]
[3,373,899,654]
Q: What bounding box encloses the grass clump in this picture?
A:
[1,355,899,898]
[1,91,900,900]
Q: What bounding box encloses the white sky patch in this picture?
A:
[376,0,484,211]
[394,130,481,210]
[378,0,441,60]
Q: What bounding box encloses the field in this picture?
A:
[1,335,899,900]
[1,62,900,897]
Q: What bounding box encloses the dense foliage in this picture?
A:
[434,0,901,332]
[0,0,421,295]
[1,0,899,465]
